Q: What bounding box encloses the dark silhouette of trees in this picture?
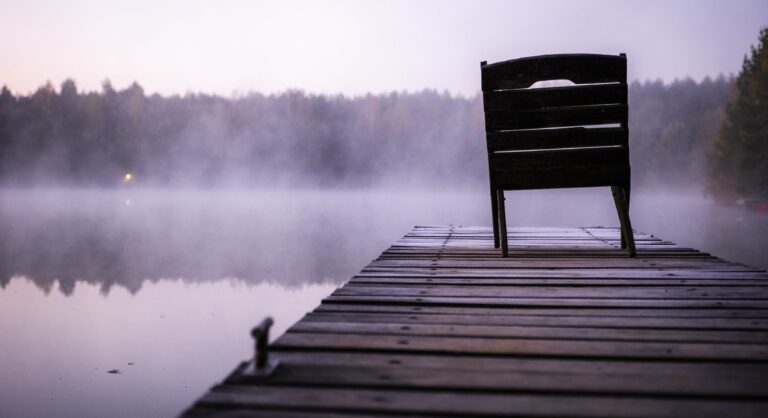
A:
[629,76,732,187]
[0,85,484,188]
[710,27,768,199]
[0,76,740,191]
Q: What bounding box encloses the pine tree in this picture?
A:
[711,27,768,199]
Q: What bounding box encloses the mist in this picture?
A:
[0,74,765,295]
[0,84,483,189]
[1,186,766,298]
[0,76,735,191]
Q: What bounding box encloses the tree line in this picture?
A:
[0,82,484,188]
[709,27,768,200]
[0,68,761,197]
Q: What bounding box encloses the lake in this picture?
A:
[1,188,766,417]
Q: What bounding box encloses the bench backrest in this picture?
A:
[481,54,629,190]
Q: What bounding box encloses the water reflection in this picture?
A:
[0,189,431,295]
[0,277,336,418]
[0,189,766,297]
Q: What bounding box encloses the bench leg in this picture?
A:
[490,188,500,248]
[617,183,631,249]
[496,189,508,257]
[611,186,636,257]
[623,183,631,248]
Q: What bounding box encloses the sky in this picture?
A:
[1,0,766,96]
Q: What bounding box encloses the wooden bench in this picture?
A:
[481,53,636,257]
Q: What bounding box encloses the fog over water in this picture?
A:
[1,187,767,417]
[2,188,767,295]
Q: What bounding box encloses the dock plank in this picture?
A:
[182,226,768,417]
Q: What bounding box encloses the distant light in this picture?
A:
[123,173,134,183]
[124,198,131,205]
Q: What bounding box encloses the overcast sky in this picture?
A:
[1,0,766,96]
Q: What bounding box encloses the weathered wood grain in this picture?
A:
[290,320,768,343]
[274,331,768,361]
[182,226,768,417]
[198,386,768,418]
[304,312,768,330]
[315,303,768,318]
[239,362,768,398]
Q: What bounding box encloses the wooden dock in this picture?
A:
[183,226,768,417]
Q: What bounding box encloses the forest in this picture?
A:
[0,41,764,197]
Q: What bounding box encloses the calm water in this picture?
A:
[1,188,766,418]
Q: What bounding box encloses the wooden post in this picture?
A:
[251,317,273,369]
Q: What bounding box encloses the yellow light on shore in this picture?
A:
[123,173,134,183]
